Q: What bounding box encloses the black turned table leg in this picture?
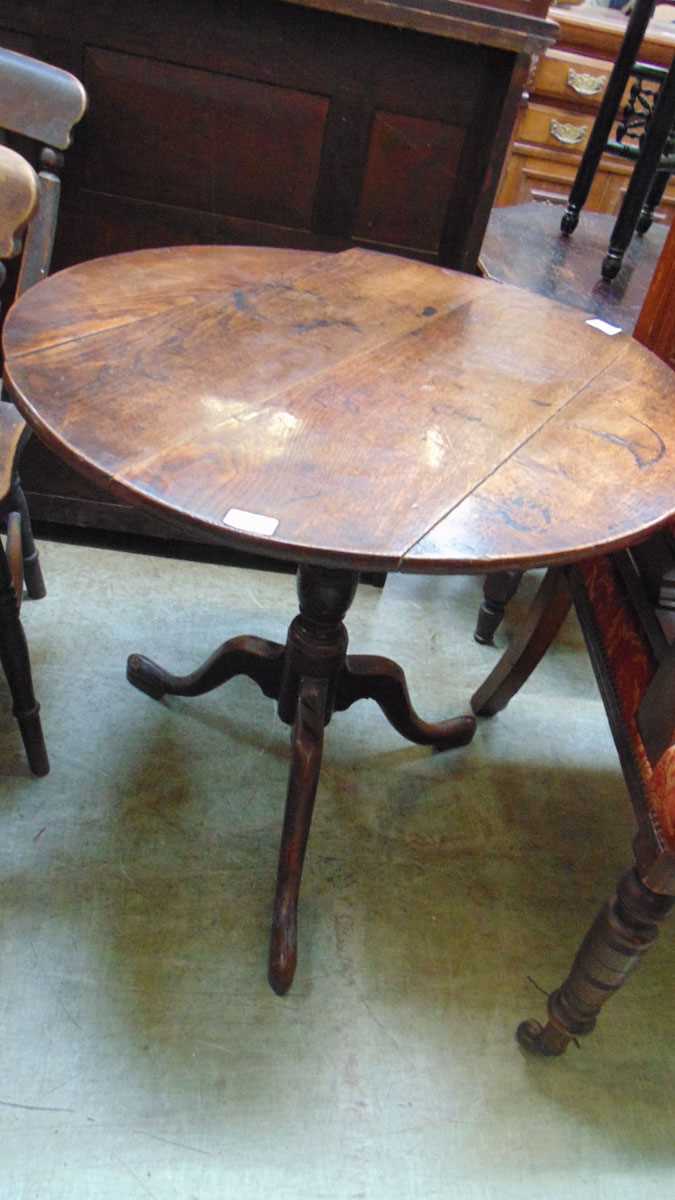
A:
[517,867,674,1056]
[560,0,655,237]
[127,562,475,991]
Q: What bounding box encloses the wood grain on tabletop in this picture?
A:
[479,202,667,334]
[4,245,675,573]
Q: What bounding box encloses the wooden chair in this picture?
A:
[0,49,87,772]
[558,0,675,280]
[470,553,675,1055]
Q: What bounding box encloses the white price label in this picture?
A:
[223,508,279,536]
[586,318,622,336]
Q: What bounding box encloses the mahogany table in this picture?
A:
[4,245,675,993]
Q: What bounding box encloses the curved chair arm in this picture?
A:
[0,47,87,148]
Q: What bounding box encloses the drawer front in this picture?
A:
[534,50,612,109]
[516,101,592,152]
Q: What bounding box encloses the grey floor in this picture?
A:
[1,540,673,1200]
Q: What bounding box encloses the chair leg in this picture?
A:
[471,568,571,716]
[8,475,46,600]
[602,59,675,280]
[474,570,523,646]
[0,543,49,775]
[560,0,656,236]
[636,169,669,235]
[517,867,674,1056]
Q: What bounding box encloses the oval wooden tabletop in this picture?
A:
[4,244,675,573]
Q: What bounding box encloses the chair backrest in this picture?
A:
[0,47,87,298]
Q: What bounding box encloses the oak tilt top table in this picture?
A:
[4,244,675,992]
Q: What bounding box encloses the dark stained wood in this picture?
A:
[6,472,45,599]
[84,48,329,233]
[0,401,25,497]
[0,537,49,775]
[637,640,675,766]
[354,112,467,251]
[10,238,675,998]
[126,560,474,991]
[471,547,675,1052]
[444,51,531,276]
[473,568,524,646]
[6,244,675,576]
[282,0,556,48]
[471,568,571,716]
[0,0,557,545]
[480,201,668,332]
[127,636,286,703]
[269,675,328,995]
[634,209,675,371]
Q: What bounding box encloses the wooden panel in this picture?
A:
[84,47,329,230]
[635,215,675,370]
[354,112,465,250]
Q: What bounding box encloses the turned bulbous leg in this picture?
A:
[517,867,674,1057]
[474,570,523,646]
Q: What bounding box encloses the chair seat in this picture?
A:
[0,400,25,502]
[579,556,675,852]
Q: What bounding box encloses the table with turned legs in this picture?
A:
[5,244,675,993]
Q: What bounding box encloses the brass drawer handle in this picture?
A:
[567,67,607,97]
[550,118,588,145]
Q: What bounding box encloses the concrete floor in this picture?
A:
[1,539,673,1200]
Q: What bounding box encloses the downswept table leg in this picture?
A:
[335,655,475,749]
[128,562,475,993]
[268,677,327,995]
[127,634,285,701]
